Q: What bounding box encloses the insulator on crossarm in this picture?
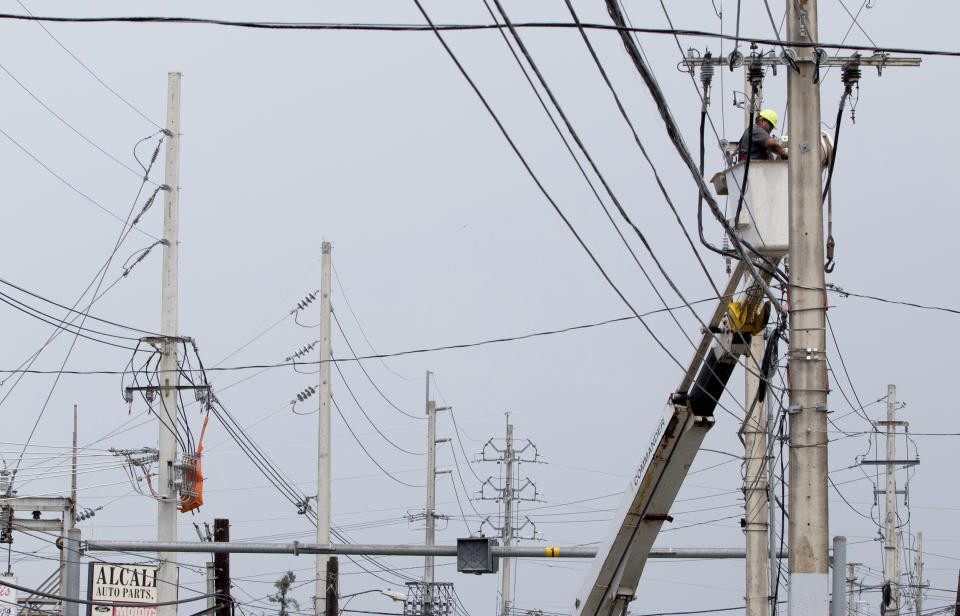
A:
[700,52,714,106]
[295,386,317,402]
[285,341,317,362]
[293,291,319,312]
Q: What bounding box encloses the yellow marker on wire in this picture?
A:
[546,547,559,557]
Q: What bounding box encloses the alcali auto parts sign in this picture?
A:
[87,563,166,616]
[0,576,16,616]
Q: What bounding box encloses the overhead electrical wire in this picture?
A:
[9,134,166,476]
[330,355,425,456]
[408,0,692,377]
[13,0,162,128]
[0,124,161,239]
[410,0,775,425]
[0,12,951,58]
[0,275,157,335]
[330,396,424,489]
[331,262,419,382]
[0,60,152,180]
[332,311,422,420]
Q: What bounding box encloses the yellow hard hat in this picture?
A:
[758,109,778,129]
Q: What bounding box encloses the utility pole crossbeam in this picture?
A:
[316,242,332,616]
[157,70,181,616]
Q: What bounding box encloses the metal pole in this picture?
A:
[745,333,769,616]
[915,533,923,616]
[315,241,332,616]
[786,0,829,613]
[64,528,80,616]
[157,70,182,616]
[214,519,231,616]
[832,537,847,616]
[500,420,514,616]
[884,385,899,616]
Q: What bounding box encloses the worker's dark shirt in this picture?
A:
[739,125,773,160]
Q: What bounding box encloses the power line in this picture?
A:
[0,13,951,58]
[0,297,721,376]
[0,60,154,180]
[13,0,162,128]
[0,123,161,239]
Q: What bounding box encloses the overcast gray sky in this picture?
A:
[1,2,958,615]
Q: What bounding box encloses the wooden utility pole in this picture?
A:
[315,242,332,616]
[953,568,959,616]
[157,71,182,616]
[214,518,231,616]
[325,557,339,616]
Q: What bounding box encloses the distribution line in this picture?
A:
[14,0,162,128]
[0,13,955,59]
[330,356,425,455]
[409,0,751,414]
[10,135,166,475]
[0,60,151,180]
[332,311,422,420]
[331,262,419,382]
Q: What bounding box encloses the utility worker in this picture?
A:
[739,109,788,160]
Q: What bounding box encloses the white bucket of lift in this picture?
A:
[711,159,789,258]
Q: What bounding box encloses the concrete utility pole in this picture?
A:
[425,376,437,587]
[848,563,858,616]
[65,528,80,616]
[766,348,780,615]
[71,404,78,528]
[832,537,847,616]
[316,241,332,616]
[157,70,181,616]
[500,420,514,616]
[745,332,769,616]
[785,1,830,615]
[915,533,923,616]
[884,385,900,616]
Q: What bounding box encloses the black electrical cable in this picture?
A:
[0,276,157,335]
[821,92,848,203]
[330,357,425,456]
[331,311,422,420]
[331,396,424,489]
[696,109,728,259]
[733,109,757,225]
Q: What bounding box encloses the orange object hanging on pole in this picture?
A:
[178,416,207,513]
